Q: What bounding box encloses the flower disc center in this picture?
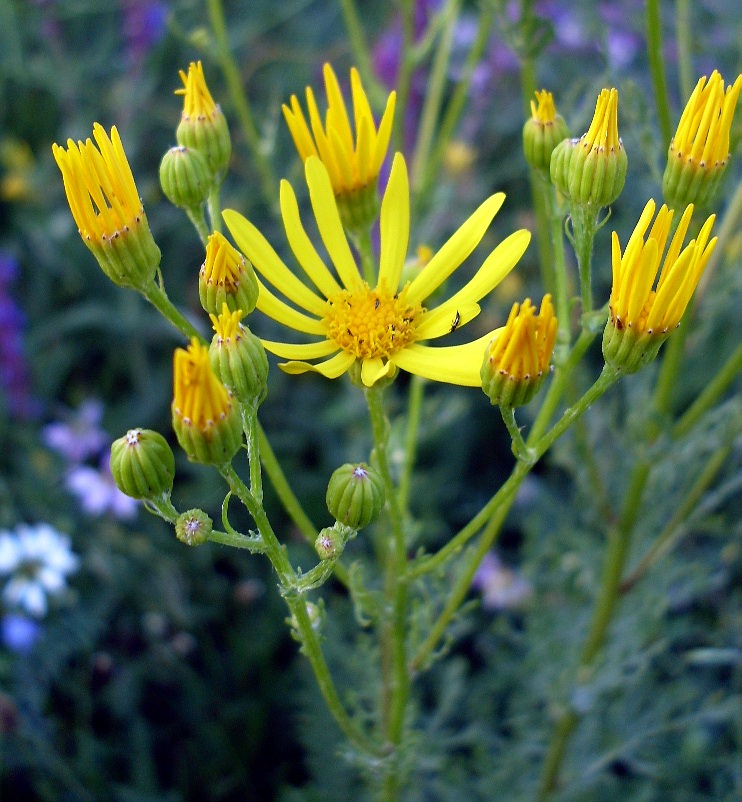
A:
[324,283,423,360]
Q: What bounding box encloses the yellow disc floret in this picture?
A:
[324,283,423,360]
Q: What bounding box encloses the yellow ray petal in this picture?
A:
[280,350,355,378]
[279,180,342,299]
[260,338,337,360]
[255,278,326,335]
[223,209,326,316]
[391,333,500,386]
[305,157,363,291]
[440,230,531,309]
[414,302,480,340]
[360,356,394,386]
[378,153,410,291]
[372,92,397,175]
[406,193,505,305]
[323,63,355,156]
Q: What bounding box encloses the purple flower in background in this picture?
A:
[472,552,532,611]
[121,0,167,70]
[42,399,108,464]
[1,614,41,653]
[0,524,79,618]
[65,451,138,521]
[0,253,34,420]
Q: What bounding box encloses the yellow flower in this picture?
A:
[481,296,557,407]
[550,88,627,207]
[52,124,161,289]
[172,338,242,464]
[223,153,531,388]
[282,63,395,225]
[175,61,231,179]
[663,71,742,209]
[199,231,259,317]
[603,199,717,373]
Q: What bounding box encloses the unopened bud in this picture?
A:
[110,428,175,500]
[175,509,212,546]
[159,146,212,210]
[326,463,385,529]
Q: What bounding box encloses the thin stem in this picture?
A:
[220,464,381,757]
[356,227,376,286]
[207,0,277,210]
[500,406,536,464]
[392,0,416,154]
[398,375,425,515]
[570,205,600,316]
[186,206,211,246]
[536,459,649,800]
[365,387,409,769]
[240,405,263,504]
[410,367,620,672]
[207,528,263,550]
[207,184,222,234]
[417,1,495,199]
[620,443,733,594]
[673,343,742,439]
[544,180,572,363]
[141,283,204,343]
[410,0,463,192]
[645,0,673,152]
[676,0,694,102]
[336,0,378,99]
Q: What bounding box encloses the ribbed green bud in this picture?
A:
[602,319,668,375]
[177,112,231,182]
[336,182,380,235]
[315,524,346,560]
[662,149,724,211]
[110,428,175,501]
[326,463,385,530]
[159,146,212,210]
[172,405,243,466]
[523,90,570,172]
[175,509,212,546]
[209,306,268,406]
[199,232,259,318]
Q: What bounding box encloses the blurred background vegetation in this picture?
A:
[0,0,739,800]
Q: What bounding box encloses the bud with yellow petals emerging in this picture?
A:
[662,71,742,211]
[481,296,557,407]
[523,90,570,173]
[171,338,243,465]
[199,231,259,317]
[52,124,161,291]
[282,63,396,233]
[602,200,717,374]
[550,88,627,208]
[175,61,232,182]
[209,304,269,407]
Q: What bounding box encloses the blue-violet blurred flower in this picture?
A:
[0,524,79,618]
[1,614,41,653]
[472,552,532,611]
[65,450,139,520]
[0,253,34,420]
[42,399,108,464]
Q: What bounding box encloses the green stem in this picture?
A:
[356,227,376,285]
[521,59,555,296]
[336,0,378,99]
[537,459,649,800]
[570,205,600,316]
[501,405,536,464]
[620,443,733,594]
[676,0,694,102]
[219,463,381,757]
[141,283,204,343]
[398,375,426,515]
[544,180,572,363]
[410,0,463,193]
[207,0,278,210]
[392,0,416,154]
[207,528,264,550]
[672,343,742,439]
[208,184,222,234]
[645,0,673,152]
[365,387,409,770]
[186,206,211,247]
[410,367,620,672]
[416,1,495,199]
[240,405,263,504]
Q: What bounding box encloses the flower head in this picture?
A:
[0,524,79,618]
[550,88,627,207]
[175,61,231,179]
[199,231,259,316]
[523,89,570,172]
[603,199,717,373]
[663,71,742,210]
[172,338,242,464]
[282,64,396,229]
[52,124,161,289]
[481,296,557,407]
[223,154,530,388]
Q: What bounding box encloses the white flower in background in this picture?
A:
[0,524,80,617]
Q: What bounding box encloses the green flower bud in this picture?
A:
[159,146,212,210]
[110,428,175,500]
[550,88,627,208]
[209,305,268,407]
[176,62,231,181]
[315,525,345,560]
[326,463,385,529]
[175,509,212,546]
[199,232,259,318]
[523,90,570,173]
